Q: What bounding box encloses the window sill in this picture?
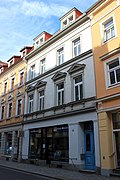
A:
[107,83,120,89]
[102,36,116,45]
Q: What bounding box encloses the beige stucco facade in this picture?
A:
[87,0,120,175]
[0,58,26,161]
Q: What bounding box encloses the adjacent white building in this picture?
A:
[22,8,100,171]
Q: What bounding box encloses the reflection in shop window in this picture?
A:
[112,113,120,129]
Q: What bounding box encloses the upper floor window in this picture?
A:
[74,75,83,101]
[107,58,120,86]
[16,99,22,116]
[30,64,35,80]
[103,17,115,42]
[69,15,73,24]
[57,82,64,106]
[40,59,45,74]
[28,94,34,113]
[57,47,64,65]
[11,77,15,90]
[19,71,24,86]
[38,90,44,110]
[1,105,5,120]
[73,37,81,57]
[4,82,7,94]
[8,102,12,118]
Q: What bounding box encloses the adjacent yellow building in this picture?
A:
[87,0,120,176]
[0,47,32,161]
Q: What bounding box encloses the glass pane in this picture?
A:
[80,84,83,100]
[104,19,113,28]
[75,86,79,101]
[109,60,119,69]
[110,71,115,84]
[116,69,120,83]
[111,26,115,37]
[86,133,91,151]
[115,132,120,167]
[58,83,64,90]
[58,92,61,105]
[74,47,77,56]
[75,75,82,84]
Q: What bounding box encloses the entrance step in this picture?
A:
[79,169,96,174]
[110,169,120,177]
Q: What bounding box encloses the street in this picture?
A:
[0,166,54,180]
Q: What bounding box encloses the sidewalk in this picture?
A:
[0,159,119,180]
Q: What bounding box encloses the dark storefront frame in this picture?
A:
[28,124,69,162]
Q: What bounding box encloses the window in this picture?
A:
[103,17,115,42]
[8,102,12,118]
[28,94,34,113]
[74,75,83,101]
[19,71,24,86]
[40,59,45,74]
[73,37,81,57]
[40,38,43,45]
[10,60,13,66]
[38,90,44,110]
[4,82,7,94]
[57,82,64,105]
[1,106,5,120]
[69,15,73,24]
[107,58,120,86]
[30,65,35,80]
[63,20,67,28]
[11,77,15,90]
[57,48,64,65]
[17,99,22,116]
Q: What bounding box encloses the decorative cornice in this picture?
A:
[100,47,120,61]
[52,71,67,81]
[68,63,85,74]
[35,80,47,88]
[26,85,35,92]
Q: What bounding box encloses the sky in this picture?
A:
[0,0,97,62]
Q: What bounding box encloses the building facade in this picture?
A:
[87,0,120,176]
[22,8,100,171]
[0,47,32,161]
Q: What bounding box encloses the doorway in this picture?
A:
[84,122,95,170]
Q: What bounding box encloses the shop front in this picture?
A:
[28,125,69,162]
[112,113,120,168]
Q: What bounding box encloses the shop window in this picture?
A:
[107,58,120,87]
[74,74,83,101]
[112,113,120,129]
[0,133,1,149]
[5,132,12,155]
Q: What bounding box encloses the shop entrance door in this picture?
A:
[114,132,120,168]
[84,122,95,170]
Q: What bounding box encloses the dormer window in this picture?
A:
[10,60,13,66]
[36,41,39,48]
[40,37,43,45]
[23,51,25,57]
[69,15,73,24]
[63,20,67,28]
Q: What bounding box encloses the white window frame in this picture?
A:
[38,90,44,111]
[40,59,45,74]
[73,37,81,57]
[10,76,15,91]
[74,74,83,101]
[7,102,12,118]
[57,47,64,65]
[18,70,24,86]
[1,105,5,120]
[30,64,35,80]
[101,15,116,44]
[28,94,34,113]
[57,82,64,106]
[16,98,22,116]
[106,58,120,87]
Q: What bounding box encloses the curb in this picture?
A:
[0,164,63,180]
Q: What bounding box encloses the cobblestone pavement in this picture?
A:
[0,159,119,180]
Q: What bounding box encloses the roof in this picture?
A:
[0,60,8,67]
